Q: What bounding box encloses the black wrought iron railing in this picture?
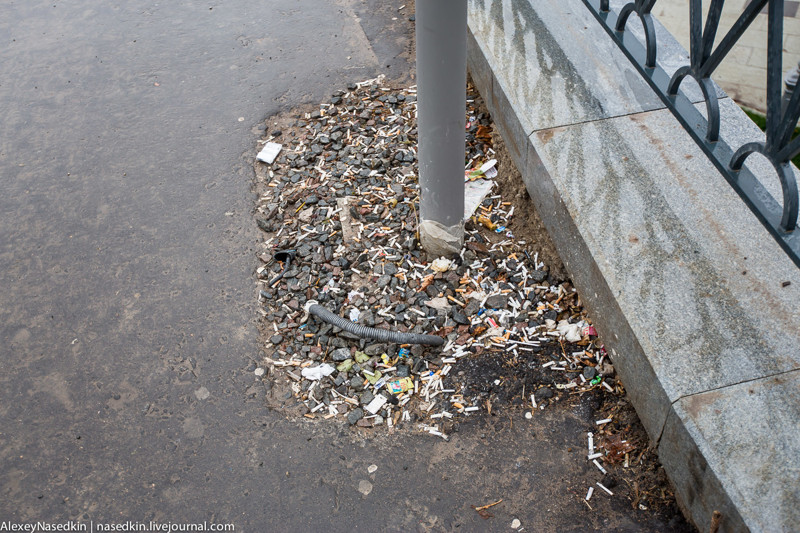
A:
[581,0,800,268]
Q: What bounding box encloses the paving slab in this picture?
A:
[660,369,800,532]
[527,100,800,406]
[467,0,722,137]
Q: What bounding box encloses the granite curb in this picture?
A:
[466,0,800,531]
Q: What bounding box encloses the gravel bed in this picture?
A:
[252,76,622,439]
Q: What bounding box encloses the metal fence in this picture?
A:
[581,0,799,267]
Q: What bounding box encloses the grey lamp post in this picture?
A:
[416,0,467,257]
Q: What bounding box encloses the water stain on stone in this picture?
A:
[11,328,31,345]
[31,373,74,412]
[537,129,555,144]
[683,390,722,419]
[182,417,205,439]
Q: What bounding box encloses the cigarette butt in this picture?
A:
[596,418,612,425]
[585,487,594,501]
[447,295,466,307]
[596,482,613,495]
[587,452,603,460]
[593,459,607,475]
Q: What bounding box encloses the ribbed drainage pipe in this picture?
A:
[304,301,444,346]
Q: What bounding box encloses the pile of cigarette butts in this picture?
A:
[253,76,621,442]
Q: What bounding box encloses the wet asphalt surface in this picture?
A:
[0,1,688,531]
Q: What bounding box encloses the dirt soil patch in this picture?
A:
[251,77,693,531]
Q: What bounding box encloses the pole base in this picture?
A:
[419,219,464,258]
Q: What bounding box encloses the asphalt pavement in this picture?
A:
[0,1,687,530]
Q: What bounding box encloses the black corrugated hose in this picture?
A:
[268,249,296,288]
[304,301,444,346]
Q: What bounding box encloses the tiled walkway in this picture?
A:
[654,0,800,112]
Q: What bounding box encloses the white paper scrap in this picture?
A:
[365,395,388,415]
[257,142,282,164]
[301,363,336,381]
[464,179,495,219]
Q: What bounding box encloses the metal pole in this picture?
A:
[416,0,467,257]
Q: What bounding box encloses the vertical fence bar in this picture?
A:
[765,0,784,145]
[416,0,467,257]
[783,61,800,116]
